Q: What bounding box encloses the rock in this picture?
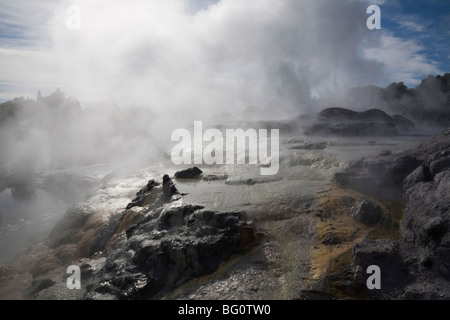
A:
[318,108,358,121]
[342,128,450,299]
[26,278,56,298]
[423,217,448,242]
[403,164,433,190]
[126,180,160,210]
[4,172,36,200]
[84,205,258,300]
[341,196,355,206]
[351,200,382,226]
[174,167,203,180]
[429,156,450,177]
[291,142,328,150]
[321,232,341,245]
[353,240,410,298]
[202,174,228,181]
[335,154,421,201]
[392,115,415,131]
[162,174,179,199]
[305,107,415,137]
[305,122,399,137]
[225,176,282,186]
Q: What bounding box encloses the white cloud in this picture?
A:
[398,20,425,33]
[0,0,443,112]
[0,48,63,100]
[364,34,441,85]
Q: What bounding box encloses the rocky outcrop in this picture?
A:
[174,167,203,180]
[126,180,161,210]
[351,200,382,226]
[304,107,415,137]
[335,154,422,201]
[84,205,257,300]
[336,128,450,299]
[0,174,258,300]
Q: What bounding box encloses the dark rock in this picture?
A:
[319,108,358,121]
[4,172,36,200]
[353,240,410,298]
[305,122,398,137]
[379,150,392,156]
[291,142,328,150]
[351,200,382,226]
[126,180,160,210]
[341,196,355,206]
[321,232,341,245]
[225,176,282,186]
[392,115,415,131]
[202,174,228,181]
[306,108,414,137]
[163,175,179,199]
[344,128,450,299]
[429,157,450,177]
[174,167,203,180]
[335,155,421,201]
[85,205,258,300]
[358,109,394,122]
[26,279,56,298]
[423,217,448,243]
[403,164,433,190]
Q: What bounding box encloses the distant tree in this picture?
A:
[37,90,43,103]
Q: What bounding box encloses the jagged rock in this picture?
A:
[162,174,179,199]
[126,180,160,210]
[351,200,382,226]
[84,205,258,300]
[344,128,450,299]
[403,164,433,190]
[174,167,203,180]
[429,156,450,177]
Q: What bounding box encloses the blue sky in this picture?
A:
[380,0,450,81]
[0,0,449,104]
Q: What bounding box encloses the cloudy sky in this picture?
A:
[0,0,448,113]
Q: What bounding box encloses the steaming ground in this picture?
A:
[0,125,432,268]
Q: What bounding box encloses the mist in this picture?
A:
[1,0,398,189]
[0,0,446,265]
[49,0,390,113]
